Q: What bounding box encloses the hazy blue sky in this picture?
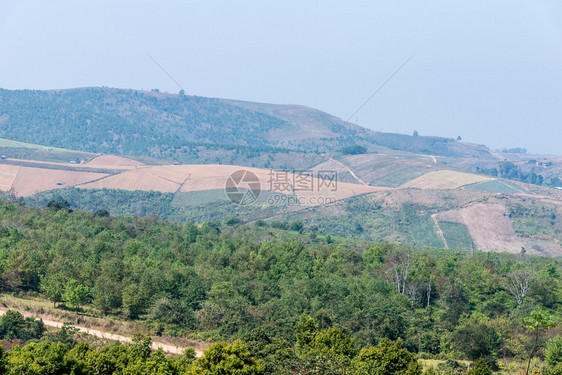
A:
[1,0,561,154]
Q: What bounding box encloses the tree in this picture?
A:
[92,275,122,314]
[122,283,149,319]
[353,338,422,375]
[386,248,413,294]
[63,280,90,310]
[451,320,500,368]
[41,273,67,308]
[547,336,562,367]
[294,315,318,351]
[190,341,265,375]
[6,341,75,374]
[47,199,71,212]
[505,268,534,305]
[523,309,557,375]
[309,327,357,359]
[0,310,45,342]
[51,322,79,349]
[339,144,367,155]
[467,358,492,375]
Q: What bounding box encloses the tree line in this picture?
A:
[0,199,561,372]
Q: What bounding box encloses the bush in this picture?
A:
[339,144,367,155]
[353,338,422,375]
[547,336,562,367]
[467,358,492,375]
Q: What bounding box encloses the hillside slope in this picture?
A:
[0,87,494,163]
[4,146,560,257]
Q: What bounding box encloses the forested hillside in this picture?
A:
[0,87,493,165]
[0,198,561,373]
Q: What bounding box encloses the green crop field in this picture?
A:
[466,179,527,194]
[372,167,429,187]
[439,221,475,251]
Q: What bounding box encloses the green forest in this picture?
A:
[0,88,493,164]
[0,198,560,373]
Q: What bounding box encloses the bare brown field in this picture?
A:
[77,164,384,206]
[78,166,190,193]
[86,155,145,167]
[400,170,491,189]
[0,165,20,191]
[1,159,384,203]
[11,167,108,196]
[436,202,533,254]
[1,157,132,172]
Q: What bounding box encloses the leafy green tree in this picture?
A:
[0,346,6,374]
[6,341,76,375]
[353,338,422,375]
[40,272,67,308]
[340,144,367,155]
[310,327,357,359]
[294,315,318,351]
[63,280,90,310]
[190,340,265,375]
[122,284,149,319]
[0,310,45,342]
[122,349,178,375]
[467,358,492,375]
[46,199,71,212]
[547,336,562,367]
[49,323,79,349]
[451,320,500,368]
[523,309,557,375]
[92,274,122,314]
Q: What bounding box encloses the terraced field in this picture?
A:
[3,143,562,257]
[401,170,491,189]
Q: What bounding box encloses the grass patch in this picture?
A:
[466,179,526,194]
[172,189,229,206]
[439,221,475,251]
[507,200,562,240]
[372,167,428,187]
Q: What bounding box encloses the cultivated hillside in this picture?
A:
[1,145,560,257]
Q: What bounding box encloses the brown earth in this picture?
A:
[436,202,531,254]
[0,308,204,357]
[10,167,109,197]
[401,170,490,190]
[0,165,20,191]
[86,155,145,167]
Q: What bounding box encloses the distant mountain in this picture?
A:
[0,87,493,163]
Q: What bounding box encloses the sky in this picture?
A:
[0,0,561,154]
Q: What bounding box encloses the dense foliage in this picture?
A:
[0,322,437,375]
[339,144,367,155]
[0,199,561,372]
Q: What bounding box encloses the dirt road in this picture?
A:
[431,214,449,249]
[0,308,204,357]
[329,157,369,186]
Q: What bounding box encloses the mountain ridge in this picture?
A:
[0,86,493,161]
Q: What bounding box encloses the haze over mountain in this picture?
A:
[0,87,491,162]
[1,1,561,153]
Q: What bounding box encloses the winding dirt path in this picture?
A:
[431,214,449,249]
[329,157,369,186]
[0,308,204,357]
